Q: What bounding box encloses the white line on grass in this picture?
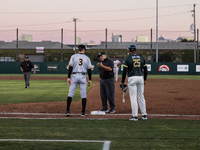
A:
[0,139,111,150]
[0,112,200,117]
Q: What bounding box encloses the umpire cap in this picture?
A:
[78,45,86,51]
[98,52,106,57]
[128,44,136,51]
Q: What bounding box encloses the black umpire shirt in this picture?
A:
[98,58,114,79]
[20,60,34,72]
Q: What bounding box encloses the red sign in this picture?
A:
[158,65,170,72]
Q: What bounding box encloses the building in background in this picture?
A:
[83,40,95,46]
[136,35,148,42]
[76,37,81,45]
[19,34,32,42]
[182,36,194,41]
[176,36,183,42]
[112,35,122,42]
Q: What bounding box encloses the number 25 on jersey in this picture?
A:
[133,59,140,67]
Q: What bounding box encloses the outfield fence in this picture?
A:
[0,62,200,75]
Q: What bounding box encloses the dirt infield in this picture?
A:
[0,76,200,120]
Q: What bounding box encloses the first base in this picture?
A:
[91,111,106,115]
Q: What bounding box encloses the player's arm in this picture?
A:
[87,68,92,86]
[121,65,128,83]
[117,61,121,67]
[97,63,112,72]
[31,63,36,74]
[20,67,23,72]
[20,63,23,72]
[67,66,73,85]
[33,67,36,74]
[143,64,148,84]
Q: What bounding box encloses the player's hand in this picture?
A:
[144,81,146,85]
[33,71,36,74]
[88,80,91,86]
[97,62,103,67]
[67,78,71,85]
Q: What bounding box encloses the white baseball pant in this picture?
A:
[128,76,147,117]
[68,74,87,98]
[113,67,119,81]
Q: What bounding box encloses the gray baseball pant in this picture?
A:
[100,78,115,110]
[23,71,31,86]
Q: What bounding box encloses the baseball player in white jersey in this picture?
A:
[113,56,121,82]
[65,45,92,117]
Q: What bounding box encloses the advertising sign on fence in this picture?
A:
[177,65,189,72]
[32,64,40,71]
[158,65,170,72]
[47,64,58,71]
[147,64,151,72]
[36,47,44,53]
[196,65,200,72]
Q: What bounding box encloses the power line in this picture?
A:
[0,10,192,28]
[0,4,193,14]
[81,11,189,22]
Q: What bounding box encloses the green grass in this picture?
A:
[0,119,199,150]
[0,80,93,105]
[0,74,200,150]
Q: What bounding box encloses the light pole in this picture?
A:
[73,18,78,54]
[156,0,158,62]
[16,28,18,62]
[191,4,196,63]
[61,28,63,62]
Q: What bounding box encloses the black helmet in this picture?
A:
[78,45,86,51]
[128,44,136,51]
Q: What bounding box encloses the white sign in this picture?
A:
[47,64,58,71]
[147,64,151,71]
[196,65,200,72]
[36,47,44,53]
[32,64,40,71]
[177,65,189,72]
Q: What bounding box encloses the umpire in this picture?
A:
[97,52,115,113]
[20,56,35,88]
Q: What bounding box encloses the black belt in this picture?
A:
[73,72,86,75]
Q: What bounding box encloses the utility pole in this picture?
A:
[61,28,63,62]
[151,28,152,62]
[156,0,159,62]
[197,29,199,63]
[105,28,107,56]
[73,18,78,54]
[192,4,196,63]
[16,28,18,62]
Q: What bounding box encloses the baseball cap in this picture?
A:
[25,56,29,59]
[98,52,106,57]
[78,45,86,50]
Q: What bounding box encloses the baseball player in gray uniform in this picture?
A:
[65,45,92,117]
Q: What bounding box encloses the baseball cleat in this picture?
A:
[142,115,147,120]
[81,112,86,117]
[65,110,70,117]
[129,116,138,121]
[100,109,109,112]
[108,110,115,114]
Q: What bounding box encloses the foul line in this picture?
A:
[0,112,199,118]
[0,139,111,150]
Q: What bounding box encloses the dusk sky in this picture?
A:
[0,0,199,44]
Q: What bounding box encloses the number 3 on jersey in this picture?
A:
[79,58,83,66]
[133,59,140,67]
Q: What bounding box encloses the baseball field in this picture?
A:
[0,74,200,150]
